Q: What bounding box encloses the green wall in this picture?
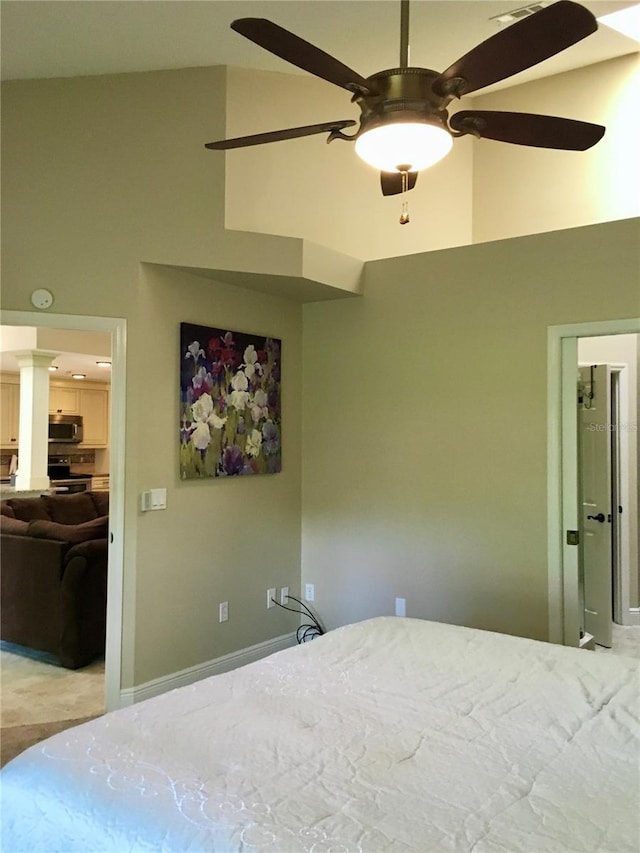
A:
[302,220,640,640]
[2,62,638,692]
[1,68,302,687]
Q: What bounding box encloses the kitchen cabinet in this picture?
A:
[79,388,109,447]
[49,385,81,415]
[0,375,110,450]
[91,474,110,492]
[0,382,20,447]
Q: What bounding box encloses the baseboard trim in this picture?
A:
[119,632,297,706]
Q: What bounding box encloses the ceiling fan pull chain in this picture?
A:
[399,170,410,225]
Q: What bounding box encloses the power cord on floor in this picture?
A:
[270,594,325,643]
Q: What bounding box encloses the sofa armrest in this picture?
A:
[65,537,110,562]
[59,538,109,668]
[0,535,70,650]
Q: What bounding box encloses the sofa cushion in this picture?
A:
[42,493,99,525]
[28,515,108,544]
[7,497,52,521]
[0,514,30,536]
[0,503,16,518]
[89,491,109,516]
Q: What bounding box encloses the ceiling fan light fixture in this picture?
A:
[354,121,453,173]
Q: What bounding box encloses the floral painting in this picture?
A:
[180,323,281,478]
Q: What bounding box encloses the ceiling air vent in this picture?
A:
[490,3,549,25]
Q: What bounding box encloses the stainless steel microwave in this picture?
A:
[48,414,83,444]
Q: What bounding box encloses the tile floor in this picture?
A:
[594,623,640,659]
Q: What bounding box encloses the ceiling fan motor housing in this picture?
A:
[353,68,452,137]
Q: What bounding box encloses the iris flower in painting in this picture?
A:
[180,325,281,479]
[222,445,245,476]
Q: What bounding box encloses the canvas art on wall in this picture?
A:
[180,323,281,478]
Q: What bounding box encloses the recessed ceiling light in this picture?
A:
[96,360,112,367]
[598,4,640,42]
[48,365,59,371]
[71,373,86,380]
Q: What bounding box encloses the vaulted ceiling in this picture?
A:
[2,0,638,91]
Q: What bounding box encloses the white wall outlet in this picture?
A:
[219,601,228,623]
[267,587,276,609]
[305,583,315,602]
[280,586,289,605]
[395,597,406,617]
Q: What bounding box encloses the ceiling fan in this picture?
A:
[205,0,605,199]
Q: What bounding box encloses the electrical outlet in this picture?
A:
[305,583,315,602]
[280,586,289,605]
[219,601,228,623]
[395,597,406,617]
[267,587,276,609]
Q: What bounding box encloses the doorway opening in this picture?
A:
[548,319,640,649]
[577,339,639,650]
[0,310,125,711]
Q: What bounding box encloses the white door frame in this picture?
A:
[607,365,631,624]
[1,309,126,711]
[547,317,640,646]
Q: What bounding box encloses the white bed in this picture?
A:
[1,617,638,852]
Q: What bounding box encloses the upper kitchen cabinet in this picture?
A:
[49,385,81,415]
[0,380,20,447]
[0,374,110,449]
[79,387,109,447]
[48,380,109,447]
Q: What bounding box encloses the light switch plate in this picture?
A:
[141,488,167,511]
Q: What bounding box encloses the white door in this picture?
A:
[578,365,613,648]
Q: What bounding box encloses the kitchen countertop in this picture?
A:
[1,486,56,499]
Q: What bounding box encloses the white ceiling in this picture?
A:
[0,327,112,383]
[0,352,112,383]
[1,1,638,90]
[0,3,636,376]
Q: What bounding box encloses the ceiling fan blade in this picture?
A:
[450,110,605,150]
[433,1,597,97]
[205,120,357,150]
[231,18,371,93]
[380,170,418,196]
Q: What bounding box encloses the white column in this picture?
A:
[13,350,59,492]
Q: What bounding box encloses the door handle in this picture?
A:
[587,513,606,523]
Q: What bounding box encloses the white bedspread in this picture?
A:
[1,617,638,852]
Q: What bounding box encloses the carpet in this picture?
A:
[1,644,105,728]
[1,714,101,768]
[1,643,105,769]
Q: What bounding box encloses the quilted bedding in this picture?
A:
[1,617,638,852]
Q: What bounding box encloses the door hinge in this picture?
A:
[566,530,579,546]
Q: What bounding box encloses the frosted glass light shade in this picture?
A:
[355,122,453,172]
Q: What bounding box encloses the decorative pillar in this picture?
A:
[13,350,59,492]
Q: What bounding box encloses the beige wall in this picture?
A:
[1,67,302,687]
[133,264,302,680]
[472,54,640,244]
[578,334,639,609]
[2,58,639,689]
[224,67,474,261]
[224,56,639,260]
[302,219,640,641]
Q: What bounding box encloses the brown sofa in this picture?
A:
[0,491,109,669]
